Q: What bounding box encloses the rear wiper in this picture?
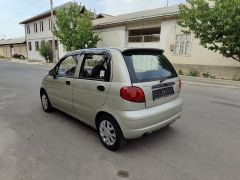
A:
[159,74,177,83]
[159,77,168,83]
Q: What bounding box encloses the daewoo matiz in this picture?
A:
[40,48,183,151]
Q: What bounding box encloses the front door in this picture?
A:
[72,52,111,123]
[46,55,80,113]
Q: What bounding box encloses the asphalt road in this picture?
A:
[0,60,240,180]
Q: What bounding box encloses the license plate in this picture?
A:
[152,86,174,100]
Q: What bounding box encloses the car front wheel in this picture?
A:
[41,91,53,113]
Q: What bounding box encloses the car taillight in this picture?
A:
[120,86,145,103]
[177,79,182,93]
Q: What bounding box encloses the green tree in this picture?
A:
[178,0,240,62]
[53,2,101,51]
[39,42,53,62]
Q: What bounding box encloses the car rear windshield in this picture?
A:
[122,50,178,83]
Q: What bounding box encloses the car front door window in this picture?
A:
[58,55,79,78]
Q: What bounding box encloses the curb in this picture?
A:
[183,81,240,90]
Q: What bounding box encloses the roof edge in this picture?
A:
[19,2,85,24]
[92,4,180,28]
[93,12,178,28]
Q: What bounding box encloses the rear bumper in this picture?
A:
[116,97,183,139]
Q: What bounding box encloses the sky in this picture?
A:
[0,0,185,39]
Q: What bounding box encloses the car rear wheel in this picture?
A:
[97,115,125,151]
[41,91,53,113]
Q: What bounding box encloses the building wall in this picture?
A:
[173,64,240,80]
[58,43,67,59]
[0,47,3,56]
[0,45,11,58]
[163,19,240,67]
[128,42,160,48]
[13,44,27,58]
[0,44,27,58]
[97,26,127,48]
[25,17,53,41]
[25,16,60,61]
[27,38,54,60]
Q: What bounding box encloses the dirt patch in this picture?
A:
[116,170,129,178]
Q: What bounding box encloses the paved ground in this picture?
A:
[0,60,240,180]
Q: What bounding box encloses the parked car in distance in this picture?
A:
[40,48,183,151]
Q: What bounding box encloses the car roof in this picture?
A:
[63,48,165,58]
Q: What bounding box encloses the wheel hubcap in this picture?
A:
[41,94,48,110]
[99,120,116,146]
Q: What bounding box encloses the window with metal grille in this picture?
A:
[128,27,160,43]
[174,34,191,56]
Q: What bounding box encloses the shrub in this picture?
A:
[233,75,240,81]
[189,69,200,77]
[202,72,211,78]
[12,54,25,59]
[39,42,53,62]
[178,69,184,75]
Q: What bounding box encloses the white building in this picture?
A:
[92,5,240,79]
[19,2,86,61]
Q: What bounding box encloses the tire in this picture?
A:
[97,115,125,151]
[40,90,53,113]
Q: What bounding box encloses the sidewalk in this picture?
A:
[0,58,56,67]
[180,75,240,89]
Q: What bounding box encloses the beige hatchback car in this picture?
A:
[40,48,183,151]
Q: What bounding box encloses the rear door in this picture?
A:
[122,49,181,108]
[72,52,111,123]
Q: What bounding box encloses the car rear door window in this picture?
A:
[79,54,111,82]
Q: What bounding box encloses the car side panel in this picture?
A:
[43,75,74,113]
[72,79,111,124]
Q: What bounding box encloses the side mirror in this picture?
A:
[49,68,57,78]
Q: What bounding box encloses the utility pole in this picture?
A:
[50,0,56,62]
[167,0,169,7]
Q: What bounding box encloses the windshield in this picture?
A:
[123,50,177,83]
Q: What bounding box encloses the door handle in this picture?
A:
[97,85,105,91]
[66,80,71,85]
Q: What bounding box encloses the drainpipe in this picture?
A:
[50,0,56,62]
